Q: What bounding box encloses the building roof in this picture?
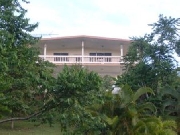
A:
[37,35,131,52]
[41,35,131,42]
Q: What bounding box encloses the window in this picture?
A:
[76,57,81,62]
[89,53,112,62]
[53,53,68,62]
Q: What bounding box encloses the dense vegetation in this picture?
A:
[0,0,180,135]
[0,0,55,128]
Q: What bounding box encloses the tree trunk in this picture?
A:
[11,120,14,129]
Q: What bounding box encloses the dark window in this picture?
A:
[89,53,96,62]
[53,53,68,61]
[89,53,112,62]
[76,57,81,62]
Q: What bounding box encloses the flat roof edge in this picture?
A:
[41,35,131,42]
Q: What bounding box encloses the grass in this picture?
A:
[0,120,62,135]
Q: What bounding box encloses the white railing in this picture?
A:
[39,55,124,64]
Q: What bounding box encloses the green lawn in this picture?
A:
[0,121,62,135]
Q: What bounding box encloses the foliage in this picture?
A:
[0,93,10,118]
[0,0,39,45]
[133,117,177,135]
[146,85,180,133]
[47,65,105,134]
[157,86,180,117]
[101,75,115,91]
[89,85,177,135]
[104,85,156,134]
[0,4,178,134]
[117,15,180,90]
[116,14,180,134]
[53,65,102,106]
[0,0,55,127]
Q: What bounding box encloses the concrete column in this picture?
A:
[120,45,123,59]
[82,41,84,63]
[44,44,47,60]
[120,45,124,75]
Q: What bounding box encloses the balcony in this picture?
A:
[39,55,124,65]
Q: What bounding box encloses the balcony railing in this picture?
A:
[39,55,124,64]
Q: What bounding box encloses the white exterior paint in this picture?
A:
[37,35,131,76]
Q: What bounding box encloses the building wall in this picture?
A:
[37,36,131,77]
[53,64,123,77]
[44,47,121,56]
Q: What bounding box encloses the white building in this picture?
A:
[37,35,131,77]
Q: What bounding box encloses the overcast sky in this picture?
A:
[24,0,180,39]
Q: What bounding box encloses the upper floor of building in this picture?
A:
[36,35,131,66]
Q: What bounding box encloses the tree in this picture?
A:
[46,65,105,134]
[0,0,55,128]
[149,85,180,134]
[87,85,177,134]
[117,15,180,91]
[116,14,180,134]
[101,75,115,91]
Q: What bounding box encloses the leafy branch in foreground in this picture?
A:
[0,0,55,128]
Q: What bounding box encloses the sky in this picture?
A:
[23,0,180,40]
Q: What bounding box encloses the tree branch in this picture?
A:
[0,102,60,124]
[0,110,43,124]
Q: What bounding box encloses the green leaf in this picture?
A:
[120,84,133,107]
[133,87,154,102]
[138,102,157,115]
